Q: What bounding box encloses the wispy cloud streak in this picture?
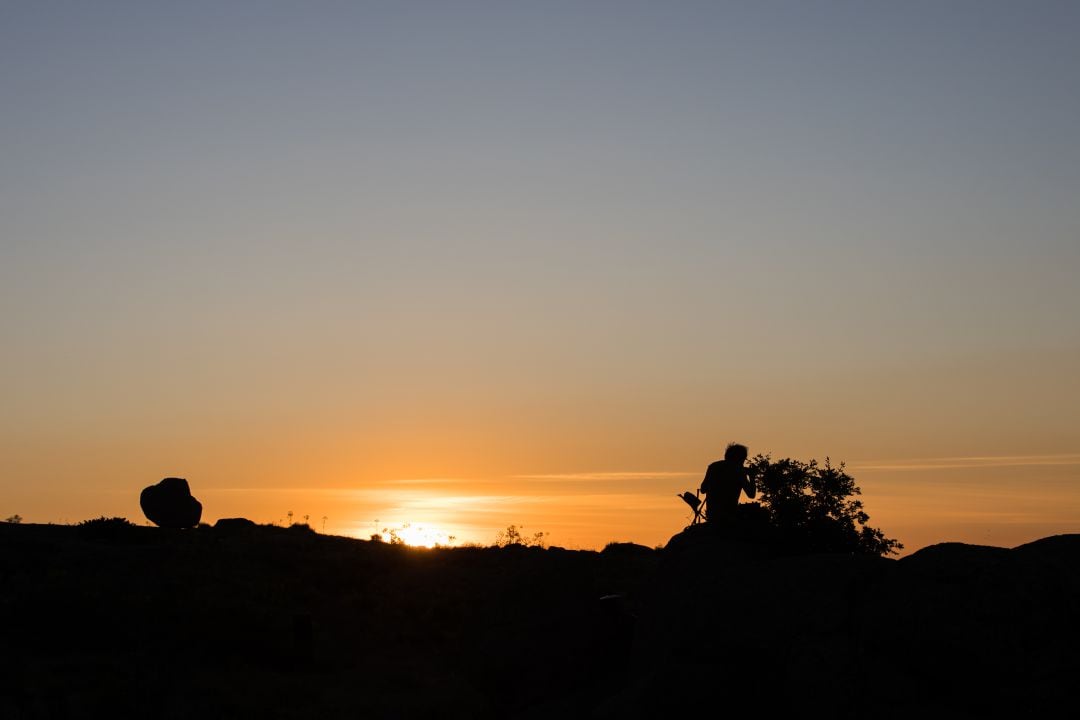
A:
[850,454,1080,472]
[514,471,697,482]
[380,477,482,485]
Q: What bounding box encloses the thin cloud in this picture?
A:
[395,493,677,511]
[207,487,361,495]
[380,477,480,485]
[850,453,1080,471]
[514,471,698,482]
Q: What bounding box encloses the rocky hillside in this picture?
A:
[1,521,1076,718]
[615,527,1080,718]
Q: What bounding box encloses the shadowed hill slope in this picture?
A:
[0,523,656,719]
[2,523,1077,718]
[609,530,1080,718]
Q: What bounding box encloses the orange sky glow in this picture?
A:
[2,4,1079,553]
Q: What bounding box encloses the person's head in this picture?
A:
[724,443,749,464]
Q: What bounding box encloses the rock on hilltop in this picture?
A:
[139,477,202,528]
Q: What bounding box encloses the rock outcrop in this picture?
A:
[598,531,1080,718]
[214,517,257,532]
[139,477,202,528]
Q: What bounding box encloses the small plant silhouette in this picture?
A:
[495,524,548,548]
[381,523,408,545]
[3,514,22,524]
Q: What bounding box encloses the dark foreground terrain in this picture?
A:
[2,522,1078,718]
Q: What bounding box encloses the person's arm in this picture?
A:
[742,469,756,500]
[700,464,713,495]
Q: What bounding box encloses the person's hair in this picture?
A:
[724,443,749,462]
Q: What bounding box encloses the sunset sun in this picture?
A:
[392,523,455,548]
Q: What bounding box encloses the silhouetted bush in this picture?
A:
[77,516,139,541]
[747,455,902,556]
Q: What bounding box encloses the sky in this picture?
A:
[2,1,1078,552]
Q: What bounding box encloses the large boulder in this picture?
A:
[140,477,202,528]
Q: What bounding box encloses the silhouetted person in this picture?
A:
[700,443,755,522]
